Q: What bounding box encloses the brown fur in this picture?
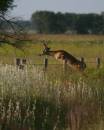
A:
[41,43,86,71]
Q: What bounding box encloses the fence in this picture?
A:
[16,57,102,70]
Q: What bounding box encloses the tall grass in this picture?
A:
[0,64,104,130]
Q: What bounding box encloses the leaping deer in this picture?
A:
[39,41,86,71]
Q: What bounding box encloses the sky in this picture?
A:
[10,0,104,20]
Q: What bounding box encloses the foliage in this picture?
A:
[0,0,14,13]
[31,11,58,33]
[31,11,104,34]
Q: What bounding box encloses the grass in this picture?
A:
[0,34,104,130]
[0,34,104,67]
[0,65,104,130]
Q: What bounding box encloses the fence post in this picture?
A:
[96,57,100,69]
[16,58,21,66]
[22,59,27,65]
[16,58,26,69]
[44,57,48,71]
[63,59,67,72]
[80,57,85,70]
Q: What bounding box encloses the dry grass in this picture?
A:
[0,64,104,130]
[26,34,104,42]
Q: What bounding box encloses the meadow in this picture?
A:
[0,34,104,66]
[0,34,104,130]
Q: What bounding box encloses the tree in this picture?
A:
[76,14,89,34]
[64,13,78,33]
[31,11,57,33]
[31,11,104,34]
[0,0,15,32]
[0,0,14,13]
[0,0,27,44]
[55,12,66,33]
[0,0,15,40]
[31,11,67,34]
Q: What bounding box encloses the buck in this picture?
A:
[40,42,86,71]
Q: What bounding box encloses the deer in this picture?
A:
[39,41,86,71]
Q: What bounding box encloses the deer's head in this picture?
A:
[41,41,51,55]
[39,41,51,56]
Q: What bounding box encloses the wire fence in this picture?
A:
[0,54,104,65]
[14,56,104,70]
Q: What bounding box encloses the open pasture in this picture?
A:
[0,35,104,130]
[0,34,104,68]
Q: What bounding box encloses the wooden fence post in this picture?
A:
[63,59,67,72]
[44,57,48,71]
[96,57,100,69]
[22,59,27,65]
[16,58,21,66]
[16,58,26,69]
[80,57,85,70]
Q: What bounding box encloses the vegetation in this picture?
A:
[0,64,104,130]
[0,1,104,130]
[0,34,104,130]
[31,11,104,34]
[0,0,14,13]
[1,11,104,35]
[0,34,104,66]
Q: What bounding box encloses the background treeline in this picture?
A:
[1,11,104,34]
[31,11,104,34]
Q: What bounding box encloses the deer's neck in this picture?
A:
[47,51,56,57]
[47,51,63,60]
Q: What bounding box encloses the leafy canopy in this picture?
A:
[0,0,14,13]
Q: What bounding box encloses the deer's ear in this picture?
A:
[41,40,49,49]
[43,43,47,47]
[43,43,48,48]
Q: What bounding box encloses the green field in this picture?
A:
[0,34,104,67]
[0,35,104,130]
